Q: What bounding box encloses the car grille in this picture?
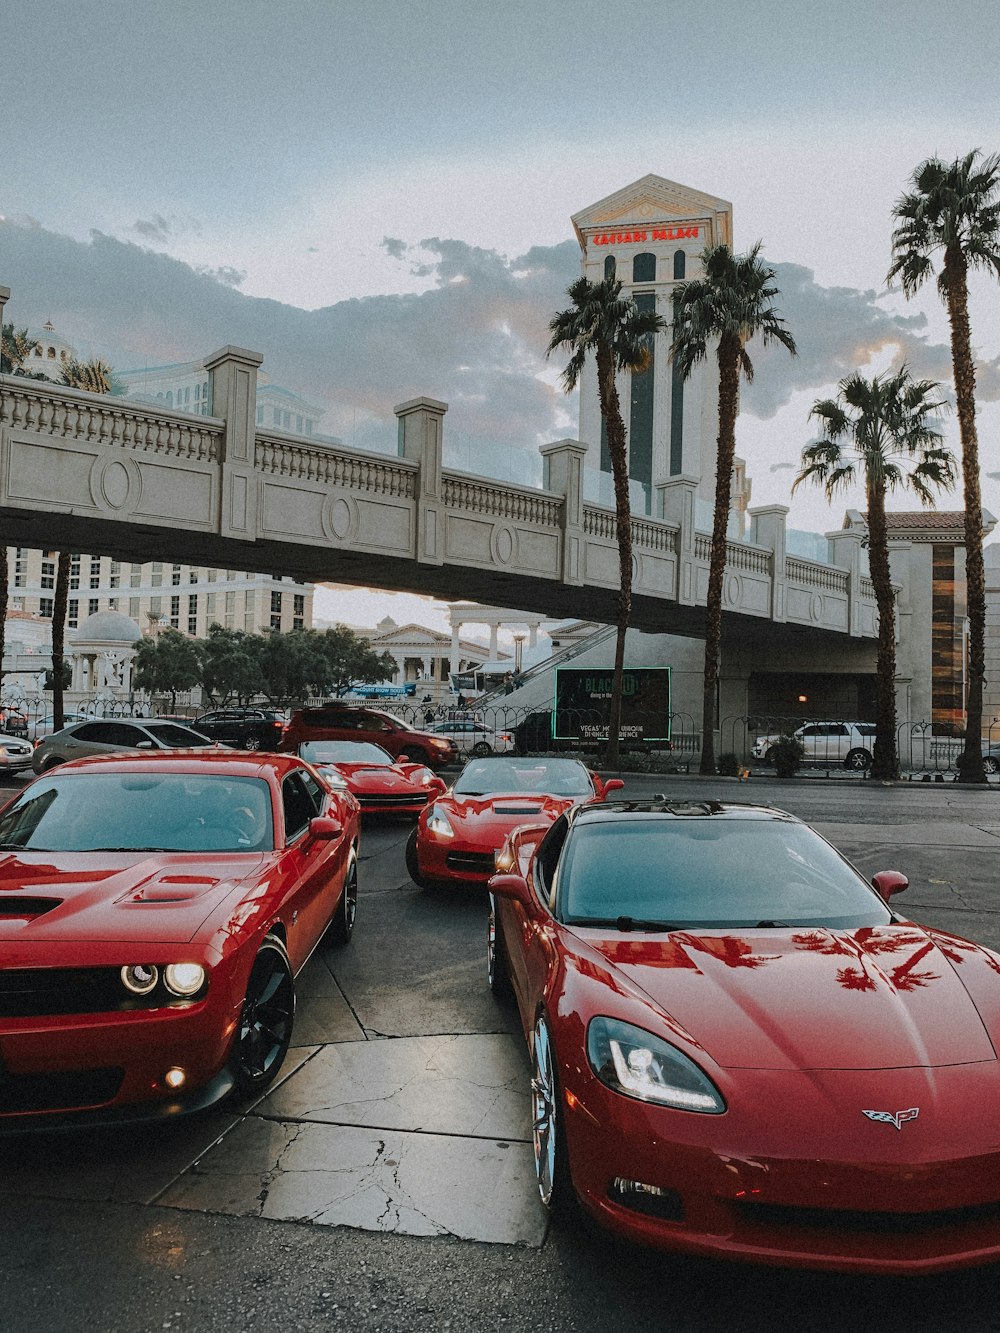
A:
[0,1066,124,1114]
[735,1198,1000,1234]
[0,966,141,1017]
[445,851,497,874]
[356,793,428,808]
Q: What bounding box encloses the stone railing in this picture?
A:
[443,473,562,525]
[255,434,417,497]
[786,556,850,593]
[0,376,223,463]
[582,506,676,553]
[693,534,770,574]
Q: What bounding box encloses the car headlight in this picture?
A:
[416,767,437,785]
[164,963,207,997]
[121,963,159,995]
[425,804,455,837]
[318,767,349,791]
[587,1017,725,1113]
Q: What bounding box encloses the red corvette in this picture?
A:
[405,755,623,889]
[0,750,360,1129]
[297,740,447,815]
[489,798,1000,1275]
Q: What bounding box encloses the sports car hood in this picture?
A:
[340,764,416,790]
[583,924,997,1071]
[0,850,266,946]
[447,792,576,835]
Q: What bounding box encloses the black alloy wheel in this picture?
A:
[327,853,358,945]
[233,935,295,1097]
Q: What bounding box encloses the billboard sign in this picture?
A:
[553,667,672,743]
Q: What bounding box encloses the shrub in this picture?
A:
[716,752,740,777]
[770,734,806,778]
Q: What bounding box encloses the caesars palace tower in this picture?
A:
[571,175,750,534]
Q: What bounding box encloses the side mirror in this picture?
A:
[602,778,625,795]
[488,872,532,907]
[308,815,343,841]
[872,869,908,902]
[135,740,155,749]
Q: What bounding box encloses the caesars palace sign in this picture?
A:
[589,225,700,247]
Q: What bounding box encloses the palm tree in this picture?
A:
[547,276,665,766]
[671,243,797,774]
[1,323,40,374]
[60,357,115,394]
[888,150,1000,782]
[794,370,955,780]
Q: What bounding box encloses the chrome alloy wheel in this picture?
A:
[531,1015,558,1206]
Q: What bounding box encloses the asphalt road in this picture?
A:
[3,770,1000,1333]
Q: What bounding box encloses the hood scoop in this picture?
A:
[127,875,223,905]
[494,803,544,815]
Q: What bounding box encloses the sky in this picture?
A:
[4,0,1000,636]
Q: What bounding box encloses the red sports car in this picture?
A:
[489,797,1000,1275]
[0,750,360,1129]
[297,740,447,815]
[405,755,623,889]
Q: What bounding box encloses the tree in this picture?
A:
[198,625,261,704]
[794,370,955,780]
[1,323,40,375]
[671,243,797,774]
[133,628,203,710]
[316,626,396,698]
[51,552,71,730]
[888,150,1000,783]
[547,276,665,766]
[60,358,116,395]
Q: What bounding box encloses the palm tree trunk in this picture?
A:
[597,345,631,770]
[0,545,8,697]
[866,486,899,779]
[944,250,987,783]
[51,552,71,731]
[701,338,740,774]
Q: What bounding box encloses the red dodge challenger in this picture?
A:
[405,755,623,889]
[0,750,360,1129]
[489,797,1000,1275]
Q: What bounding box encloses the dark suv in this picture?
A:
[192,707,286,751]
[281,705,457,769]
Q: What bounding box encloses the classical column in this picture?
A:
[749,505,788,624]
[205,345,263,542]
[656,474,699,605]
[395,397,448,566]
[540,439,587,586]
[488,624,499,657]
[450,622,460,666]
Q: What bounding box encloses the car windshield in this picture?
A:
[300,741,393,765]
[0,772,274,853]
[142,723,214,748]
[454,757,593,797]
[558,816,891,930]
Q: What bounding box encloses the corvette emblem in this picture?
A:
[862,1107,919,1130]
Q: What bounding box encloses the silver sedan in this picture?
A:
[32,718,216,774]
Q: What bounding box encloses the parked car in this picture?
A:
[0,749,359,1127]
[192,707,287,751]
[752,721,877,770]
[32,718,215,773]
[297,740,447,814]
[488,796,1000,1274]
[281,704,457,770]
[26,711,89,742]
[405,755,623,889]
[431,719,514,756]
[0,708,29,738]
[0,733,35,774]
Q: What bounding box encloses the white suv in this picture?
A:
[752,721,877,770]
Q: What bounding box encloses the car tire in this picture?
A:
[232,934,295,1098]
[487,894,514,1002]
[531,1013,576,1219]
[327,852,358,945]
[243,735,262,751]
[471,741,493,758]
[764,748,776,765]
[42,756,64,772]
[845,748,872,771]
[984,756,1000,775]
[405,827,429,888]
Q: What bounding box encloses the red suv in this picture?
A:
[281,705,457,770]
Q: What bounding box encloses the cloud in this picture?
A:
[2,218,994,490]
[130,214,204,244]
[769,461,796,472]
[193,265,246,288]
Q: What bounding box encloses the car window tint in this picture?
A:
[73,723,116,743]
[300,770,324,813]
[144,723,213,747]
[282,773,316,840]
[454,757,592,796]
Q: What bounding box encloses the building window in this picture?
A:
[673,249,686,280]
[604,255,616,279]
[68,599,79,629]
[256,406,263,423]
[628,293,656,494]
[670,292,684,474]
[189,570,198,583]
[108,598,118,612]
[206,593,216,621]
[151,563,162,587]
[130,565,141,588]
[88,598,99,616]
[633,252,656,283]
[70,555,81,590]
[41,560,55,590]
[170,595,180,628]
[207,568,216,583]
[292,594,305,631]
[171,565,182,585]
[129,597,140,617]
[296,415,303,432]
[194,384,200,402]
[90,570,100,589]
[150,596,161,616]
[273,408,282,425]
[39,598,53,617]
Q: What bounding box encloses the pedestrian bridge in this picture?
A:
[0,335,878,646]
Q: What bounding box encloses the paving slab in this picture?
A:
[157,1115,546,1246]
[256,1032,530,1138]
[815,820,1000,847]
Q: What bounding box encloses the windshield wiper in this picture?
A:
[80,846,175,853]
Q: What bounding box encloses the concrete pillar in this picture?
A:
[421,656,431,680]
[540,439,587,586]
[656,474,699,605]
[488,624,499,657]
[749,504,788,623]
[204,345,263,542]
[450,623,460,666]
[827,529,865,637]
[529,623,538,650]
[395,397,448,566]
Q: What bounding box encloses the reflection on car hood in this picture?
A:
[447,792,579,831]
[0,850,266,945]
[583,925,996,1071]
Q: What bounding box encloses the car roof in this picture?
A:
[44,750,307,778]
